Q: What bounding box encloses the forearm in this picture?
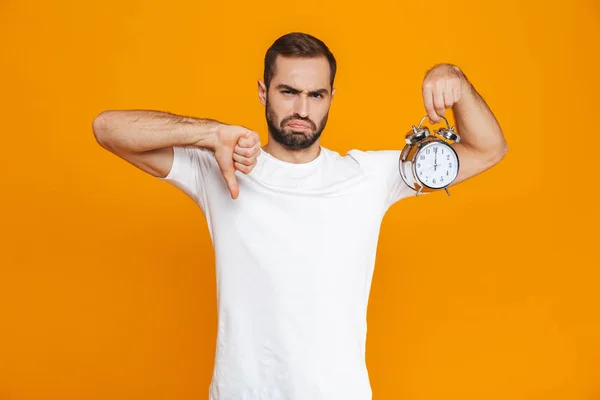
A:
[452,70,508,159]
[92,109,223,153]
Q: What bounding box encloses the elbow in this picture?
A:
[92,111,116,150]
[488,140,508,166]
[497,139,509,161]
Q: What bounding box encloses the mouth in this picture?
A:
[286,120,311,129]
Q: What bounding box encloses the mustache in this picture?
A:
[281,116,316,130]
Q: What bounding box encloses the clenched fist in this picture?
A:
[213,124,261,199]
[422,63,469,124]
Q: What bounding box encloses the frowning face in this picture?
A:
[259,55,335,150]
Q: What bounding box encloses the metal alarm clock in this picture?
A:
[399,115,462,196]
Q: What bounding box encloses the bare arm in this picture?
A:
[92,110,222,153]
[92,109,262,199]
[450,70,508,186]
[422,64,508,187]
[92,110,223,178]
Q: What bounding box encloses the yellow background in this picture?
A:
[1,0,598,399]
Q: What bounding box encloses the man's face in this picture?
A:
[260,55,335,150]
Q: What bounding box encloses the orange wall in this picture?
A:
[1,0,598,399]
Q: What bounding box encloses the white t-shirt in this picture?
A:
[159,145,417,400]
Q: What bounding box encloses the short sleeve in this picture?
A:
[158,146,214,212]
[348,149,421,210]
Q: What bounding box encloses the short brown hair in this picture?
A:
[264,32,337,90]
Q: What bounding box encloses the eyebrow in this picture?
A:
[275,84,329,96]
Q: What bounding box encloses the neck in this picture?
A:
[262,140,322,164]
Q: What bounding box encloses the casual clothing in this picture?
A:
[159,145,416,400]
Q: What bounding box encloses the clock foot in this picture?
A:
[444,187,450,196]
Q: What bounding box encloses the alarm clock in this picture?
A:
[399,115,462,196]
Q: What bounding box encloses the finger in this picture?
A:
[224,168,239,199]
[235,161,253,174]
[422,83,437,124]
[233,152,256,166]
[223,166,239,199]
[238,136,253,148]
[235,162,254,174]
[252,141,262,155]
[238,131,259,147]
[237,140,261,157]
[443,79,454,109]
[452,80,461,104]
[234,143,257,158]
[248,130,260,144]
[215,149,239,199]
[433,82,446,119]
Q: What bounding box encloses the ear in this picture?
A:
[258,80,267,106]
[331,87,336,99]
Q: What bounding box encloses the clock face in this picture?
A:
[414,142,459,189]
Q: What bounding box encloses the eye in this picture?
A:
[281,90,293,95]
[311,93,323,98]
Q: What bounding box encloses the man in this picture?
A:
[93,32,507,400]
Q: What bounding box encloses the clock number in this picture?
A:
[449,163,453,168]
[447,154,450,160]
[417,163,421,168]
[442,149,444,154]
[420,155,425,160]
[426,149,430,155]
[433,179,436,184]
[446,171,449,176]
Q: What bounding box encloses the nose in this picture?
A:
[293,94,309,118]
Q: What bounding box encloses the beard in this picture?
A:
[265,99,329,150]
